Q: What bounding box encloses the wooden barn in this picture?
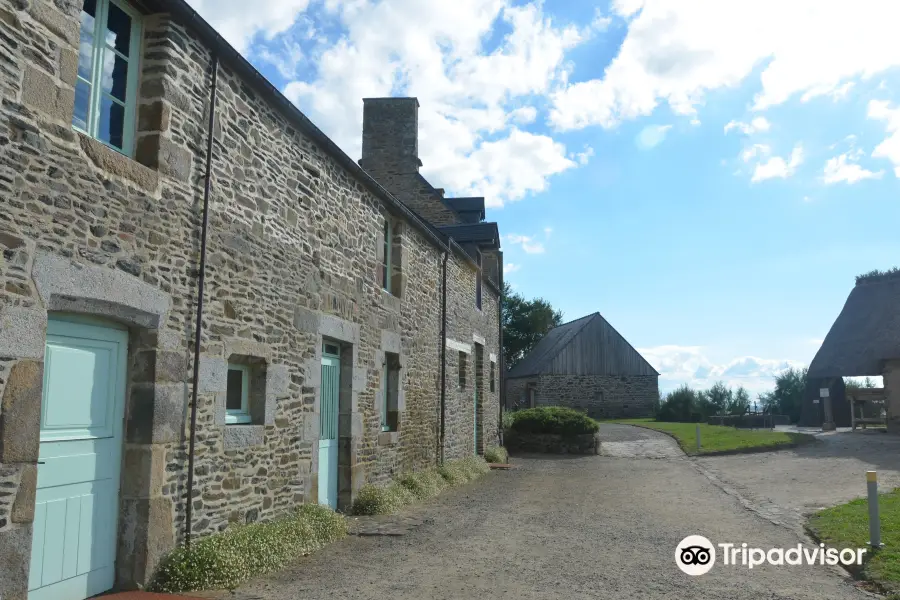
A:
[807,271,900,432]
[504,312,659,419]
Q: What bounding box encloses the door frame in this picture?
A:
[30,314,129,600]
[318,342,341,510]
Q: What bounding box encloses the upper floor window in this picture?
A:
[74,0,142,155]
[475,253,482,310]
[381,217,404,297]
[458,351,467,390]
[226,363,252,424]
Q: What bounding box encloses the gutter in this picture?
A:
[184,53,218,545]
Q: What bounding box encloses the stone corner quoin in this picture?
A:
[0,0,503,597]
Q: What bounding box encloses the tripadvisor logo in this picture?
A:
[675,535,867,576]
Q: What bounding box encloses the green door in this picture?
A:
[29,317,127,600]
[318,346,340,509]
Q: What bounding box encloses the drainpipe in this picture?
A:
[497,258,504,446]
[439,250,448,465]
[185,53,219,546]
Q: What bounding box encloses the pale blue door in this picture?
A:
[29,317,127,600]
[318,349,340,510]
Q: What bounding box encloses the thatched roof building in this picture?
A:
[808,271,900,378]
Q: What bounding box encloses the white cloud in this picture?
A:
[751,144,803,182]
[505,262,521,273]
[186,0,312,52]
[741,143,771,163]
[504,233,545,254]
[724,116,770,135]
[638,345,804,395]
[823,151,884,184]
[283,0,590,207]
[635,124,672,149]
[801,81,855,103]
[549,1,900,130]
[574,146,595,165]
[509,106,538,125]
[868,99,900,177]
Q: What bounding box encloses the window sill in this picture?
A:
[224,424,265,449]
[378,431,399,447]
[78,132,159,192]
[380,288,401,312]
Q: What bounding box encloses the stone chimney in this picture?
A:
[359,97,421,175]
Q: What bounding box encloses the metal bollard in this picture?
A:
[867,471,882,548]
[696,424,701,452]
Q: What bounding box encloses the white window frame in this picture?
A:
[382,218,393,294]
[74,0,143,156]
[225,364,252,425]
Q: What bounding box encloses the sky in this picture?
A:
[185,0,900,395]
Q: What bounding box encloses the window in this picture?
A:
[74,0,142,155]
[382,218,392,293]
[475,253,482,310]
[489,360,495,392]
[226,364,252,424]
[458,351,467,390]
[381,352,400,432]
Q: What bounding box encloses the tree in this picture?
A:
[501,282,563,368]
[656,385,701,422]
[726,386,751,416]
[703,381,733,416]
[759,367,807,423]
[845,376,877,392]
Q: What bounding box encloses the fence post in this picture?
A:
[867,471,882,547]
[696,424,701,452]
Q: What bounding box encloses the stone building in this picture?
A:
[0,0,502,598]
[505,313,658,418]
[807,271,900,432]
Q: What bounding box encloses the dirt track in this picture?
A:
[203,424,874,600]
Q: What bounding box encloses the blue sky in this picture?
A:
[187,0,900,394]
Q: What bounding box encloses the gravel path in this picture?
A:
[696,428,900,534]
[201,424,873,600]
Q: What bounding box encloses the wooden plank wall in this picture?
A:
[545,315,657,376]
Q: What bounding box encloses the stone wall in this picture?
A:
[505,375,657,419]
[0,2,501,596]
[506,432,601,455]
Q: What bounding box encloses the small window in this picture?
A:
[475,253,482,310]
[381,352,400,432]
[458,351,467,390]
[226,364,251,424]
[489,360,496,392]
[382,219,392,293]
[74,0,142,155]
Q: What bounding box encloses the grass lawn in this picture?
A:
[807,487,900,595]
[614,418,815,455]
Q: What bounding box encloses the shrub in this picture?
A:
[150,504,347,593]
[507,406,599,436]
[350,482,416,516]
[397,468,447,501]
[484,446,509,464]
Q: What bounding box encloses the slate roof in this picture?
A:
[808,273,900,377]
[445,197,485,223]
[507,312,659,378]
[506,314,595,378]
[438,223,500,249]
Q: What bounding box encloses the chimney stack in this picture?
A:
[360,97,421,175]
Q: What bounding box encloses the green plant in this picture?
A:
[150,504,347,593]
[350,482,416,516]
[484,446,509,464]
[507,406,599,436]
[397,469,447,501]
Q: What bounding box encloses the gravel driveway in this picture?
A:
[201,424,873,600]
[696,428,900,534]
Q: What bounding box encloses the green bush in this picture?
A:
[483,446,509,464]
[150,504,347,593]
[397,468,447,501]
[508,406,599,436]
[350,481,417,516]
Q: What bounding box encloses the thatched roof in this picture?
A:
[808,273,900,377]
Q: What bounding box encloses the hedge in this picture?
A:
[507,406,599,436]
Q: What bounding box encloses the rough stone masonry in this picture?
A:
[0,0,502,597]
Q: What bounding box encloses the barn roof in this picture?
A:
[807,273,900,378]
[507,312,659,378]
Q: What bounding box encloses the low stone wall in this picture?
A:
[506,432,601,455]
